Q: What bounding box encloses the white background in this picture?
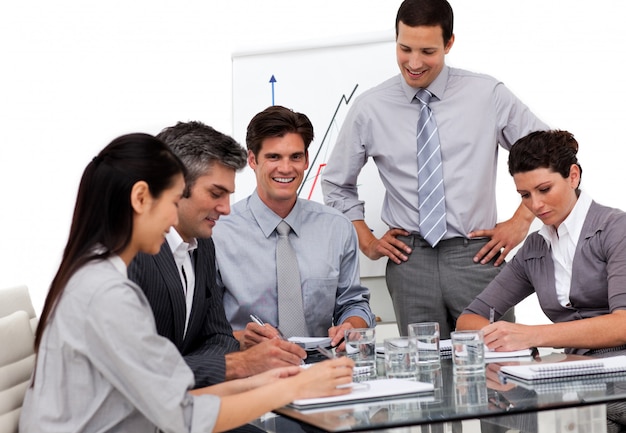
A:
[2,1,625,326]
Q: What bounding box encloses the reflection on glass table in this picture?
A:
[261,351,626,433]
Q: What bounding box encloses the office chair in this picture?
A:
[0,285,37,334]
[0,310,35,433]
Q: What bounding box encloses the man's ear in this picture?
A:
[248,150,257,170]
[130,181,151,214]
[444,33,455,54]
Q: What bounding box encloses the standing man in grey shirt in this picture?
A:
[322,0,548,338]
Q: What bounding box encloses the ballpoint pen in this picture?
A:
[249,314,289,341]
[250,315,305,365]
[318,345,370,390]
[249,314,265,327]
[489,307,495,324]
[317,345,335,359]
[330,336,345,349]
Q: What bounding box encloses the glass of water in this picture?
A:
[450,330,485,375]
[344,328,376,380]
[408,321,441,370]
[384,336,418,380]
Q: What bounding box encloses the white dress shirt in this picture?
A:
[166,228,198,336]
[539,191,592,306]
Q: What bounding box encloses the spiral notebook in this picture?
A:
[506,376,609,395]
[288,336,332,349]
[499,355,626,383]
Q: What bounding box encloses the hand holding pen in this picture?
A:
[328,324,353,352]
[249,315,306,365]
[316,345,370,391]
[249,314,288,341]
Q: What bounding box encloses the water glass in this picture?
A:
[408,321,441,369]
[451,330,485,374]
[384,336,418,380]
[454,373,488,412]
[344,328,376,380]
[417,363,443,403]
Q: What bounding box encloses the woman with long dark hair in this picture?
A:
[20,133,353,432]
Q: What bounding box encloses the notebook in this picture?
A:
[289,378,434,409]
[505,376,609,395]
[499,355,626,383]
[288,336,332,349]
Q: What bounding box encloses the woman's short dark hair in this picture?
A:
[508,130,582,189]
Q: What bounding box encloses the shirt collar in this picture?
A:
[108,254,127,278]
[166,227,198,266]
[538,190,592,246]
[249,190,302,237]
[400,65,449,103]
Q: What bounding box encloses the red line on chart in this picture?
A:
[307,163,327,200]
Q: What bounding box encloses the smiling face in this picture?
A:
[130,174,185,261]
[396,22,453,89]
[249,132,308,218]
[513,165,581,229]
[176,162,236,241]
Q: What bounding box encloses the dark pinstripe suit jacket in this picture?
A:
[128,237,240,388]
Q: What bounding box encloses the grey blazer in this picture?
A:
[463,201,626,356]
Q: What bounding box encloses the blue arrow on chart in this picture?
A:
[269,75,277,106]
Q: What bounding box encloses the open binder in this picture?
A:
[499,355,626,383]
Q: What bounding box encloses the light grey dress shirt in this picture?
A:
[212,191,375,337]
[19,256,220,433]
[322,66,548,239]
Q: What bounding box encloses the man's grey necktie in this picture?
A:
[276,220,308,337]
[415,88,447,247]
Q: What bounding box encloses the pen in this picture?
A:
[318,347,370,391]
[249,314,265,327]
[317,345,335,359]
[489,307,495,324]
[330,336,345,349]
[251,315,304,365]
[337,382,370,391]
[249,314,288,342]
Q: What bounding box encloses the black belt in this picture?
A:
[399,233,486,248]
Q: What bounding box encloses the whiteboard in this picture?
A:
[232,31,397,277]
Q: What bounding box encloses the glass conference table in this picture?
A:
[251,351,626,433]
